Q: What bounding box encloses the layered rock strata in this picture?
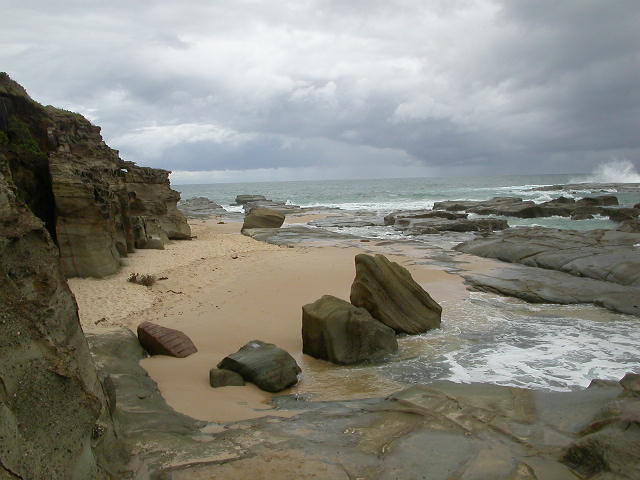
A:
[350,254,442,334]
[0,73,190,278]
[0,130,125,477]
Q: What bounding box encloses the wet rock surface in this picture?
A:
[350,253,442,334]
[433,195,626,220]
[457,227,640,286]
[394,216,508,234]
[302,295,398,365]
[456,227,640,315]
[217,340,301,392]
[137,321,198,358]
[84,331,640,480]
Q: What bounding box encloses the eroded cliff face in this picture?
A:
[0,72,190,278]
[0,154,126,478]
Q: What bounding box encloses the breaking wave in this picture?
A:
[571,159,640,183]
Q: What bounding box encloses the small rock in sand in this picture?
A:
[137,321,198,358]
[217,340,301,392]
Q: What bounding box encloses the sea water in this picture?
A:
[174,173,640,395]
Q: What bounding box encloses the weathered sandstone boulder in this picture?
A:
[137,321,198,358]
[217,340,301,392]
[241,207,285,231]
[0,116,125,477]
[619,372,640,396]
[209,368,245,388]
[302,295,398,364]
[350,254,442,334]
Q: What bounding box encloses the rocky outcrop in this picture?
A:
[0,131,125,477]
[384,210,468,225]
[137,321,198,358]
[217,340,301,392]
[0,73,190,278]
[302,295,398,364]
[178,196,225,217]
[235,194,266,205]
[123,161,191,240]
[394,216,508,234]
[456,227,640,287]
[241,207,285,231]
[433,195,625,220]
[350,254,442,334]
[456,227,640,315]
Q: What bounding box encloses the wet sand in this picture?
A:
[70,217,476,422]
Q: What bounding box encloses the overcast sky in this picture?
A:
[2,0,639,183]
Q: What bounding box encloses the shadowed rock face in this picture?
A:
[0,73,190,278]
[0,138,125,478]
[350,254,442,334]
[302,295,398,365]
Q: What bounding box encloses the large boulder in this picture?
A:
[241,207,285,230]
[217,340,301,392]
[350,254,442,334]
[302,295,398,365]
[137,321,198,358]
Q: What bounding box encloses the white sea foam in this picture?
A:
[571,159,640,183]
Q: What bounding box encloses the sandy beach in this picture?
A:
[70,217,481,422]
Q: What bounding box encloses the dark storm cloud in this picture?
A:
[1,0,638,181]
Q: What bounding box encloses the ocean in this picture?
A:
[174,173,640,396]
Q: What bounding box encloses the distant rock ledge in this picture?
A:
[0,72,190,278]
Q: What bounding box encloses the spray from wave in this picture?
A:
[571,160,640,183]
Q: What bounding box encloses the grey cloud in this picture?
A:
[1,0,638,179]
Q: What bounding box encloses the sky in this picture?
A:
[1,0,639,183]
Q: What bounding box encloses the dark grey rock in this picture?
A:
[302,295,398,365]
[619,373,640,395]
[178,196,225,217]
[394,217,508,234]
[456,227,640,287]
[460,264,640,316]
[618,219,640,233]
[209,368,245,388]
[350,254,442,334]
[241,207,285,231]
[235,194,266,205]
[217,340,301,392]
[384,210,468,225]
